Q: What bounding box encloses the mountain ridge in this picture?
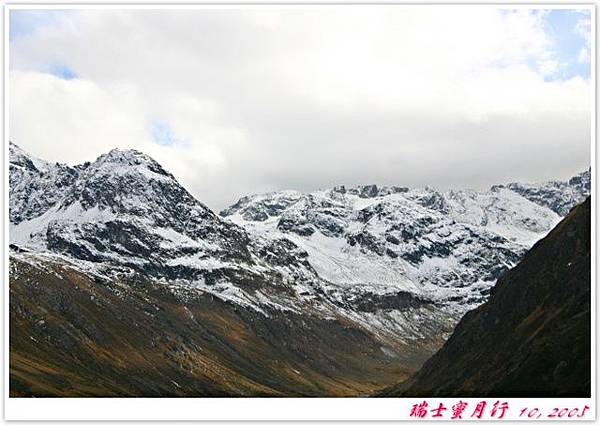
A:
[9,141,591,396]
[10,142,590,332]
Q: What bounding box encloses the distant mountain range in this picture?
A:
[8,141,590,396]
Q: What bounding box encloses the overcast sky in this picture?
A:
[9,7,592,211]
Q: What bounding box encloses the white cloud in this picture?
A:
[9,70,249,205]
[9,7,591,210]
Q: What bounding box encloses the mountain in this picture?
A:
[382,197,591,397]
[9,141,590,396]
[10,142,253,276]
[221,172,589,317]
[8,142,439,395]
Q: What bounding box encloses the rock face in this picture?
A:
[8,141,590,396]
[383,197,591,397]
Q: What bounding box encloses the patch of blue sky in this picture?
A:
[9,9,72,41]
[498,9,590,81]
[543,9,591,80]
[151,122,188,148]
[47,64,78,80]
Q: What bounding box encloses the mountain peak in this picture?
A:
[9,141,52,173]
[9,140,26,153]
[9,143,252,281]
[105,147,153,162]
[90,147,173,179]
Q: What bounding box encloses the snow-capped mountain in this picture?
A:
[10,143,255,280]
[9,142,590,358]
[220,173,588,311]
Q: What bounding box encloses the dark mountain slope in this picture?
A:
[383,197,591,397]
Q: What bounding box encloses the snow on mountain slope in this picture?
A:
[9,142,590,353]
[221,174,587,316]
[436,186,561,245]
[10,144,315,318]
[9,142,79,224]
[10,146,253,276]
[504,169,590,216]
[10,144,427,344]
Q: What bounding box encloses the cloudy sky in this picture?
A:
[9,7,592,210]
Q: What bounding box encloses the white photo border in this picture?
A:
[2,2,596,421]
